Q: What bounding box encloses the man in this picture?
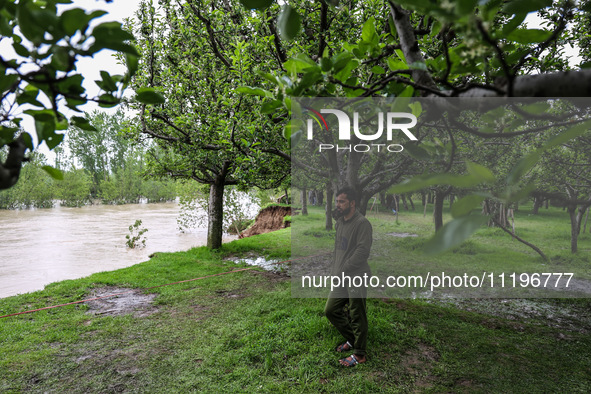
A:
[325,186,373,367]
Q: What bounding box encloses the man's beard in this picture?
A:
[332,206,351,219]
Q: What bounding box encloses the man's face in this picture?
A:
[335,193,353,218]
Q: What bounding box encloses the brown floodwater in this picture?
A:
[0,202,236,299]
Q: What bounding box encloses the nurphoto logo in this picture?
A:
[305,107,418,153]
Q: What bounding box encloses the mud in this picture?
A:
[84,287,158,317]
[435,298,591,334]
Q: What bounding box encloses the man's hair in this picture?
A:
[336,186,358,203]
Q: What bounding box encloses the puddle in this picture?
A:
[225,255,288,272]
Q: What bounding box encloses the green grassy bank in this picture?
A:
[1,206,591,392]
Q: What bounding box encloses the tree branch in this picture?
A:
[187,0,234,70]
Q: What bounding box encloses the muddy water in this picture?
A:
[0,202,236,299]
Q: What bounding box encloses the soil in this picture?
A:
[241,205,292,238]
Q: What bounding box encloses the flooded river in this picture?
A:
[0,202,236,299]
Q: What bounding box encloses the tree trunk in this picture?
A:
[301,188,308,215]
[433,189,445,232]
[317,190,324,205]
[358,193,369,216]
[567,206,579,254]
[532,197,542,214]
[207,181,225,250]
[408,195,415,210]
[401,194,408,210]
[325,183,333,231]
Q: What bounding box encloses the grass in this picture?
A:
[1,205,590,392]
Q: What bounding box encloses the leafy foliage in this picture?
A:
[0,0,167,190]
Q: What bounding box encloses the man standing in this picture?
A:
[325,186,373,367]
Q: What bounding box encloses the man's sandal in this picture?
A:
[339,354,365,367]
[335,341,352,352]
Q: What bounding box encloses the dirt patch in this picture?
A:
[249,269,290,284]
[241,205,292,238]
[400,343,440,390]
[84,287,158,317]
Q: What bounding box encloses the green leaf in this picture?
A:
[255,70,278,84]
[0,13,13,36]
[284,54,319,75]
[99,71,117,92]
[541,119,591,150]
[261,99,283,114]
[98,93,119,108]
[466,162,495,182]
[424,215,489,255]
[361,17,378,45]
[403,143,431,161]
[12,41,29,57]
[236,86,271,98]
[17,1,46,44]
[71,116,97,131]
[90,21,138,56]
[332,52,354,72]
[125,53,139,80]
[456,0,478,16]
[239,0,274,10]
[387,57,408,71]
[277,5,301,41]
[42,165,64,180]
[502,0,552,15]
[371,65,386,74]
[135,88,165,105]
[507,150,540,185]
[0,126,19,146]
[45,131,64,150]
[60,8,88,35]
[320,57,332,72]
[507,28,552,44]
[520,101,550,115]
[389,172,484,194]
[451,194,485,218]
[0,73,18,93]
[21,132,33,150]
[507,119,591,185]
[292,69,322,96]
[501,13,527,37]
[51,46,71,71]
